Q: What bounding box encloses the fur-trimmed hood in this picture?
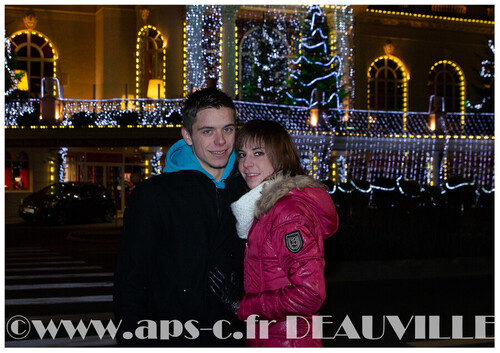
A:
[254,173,328,218]
[230,173,335,240]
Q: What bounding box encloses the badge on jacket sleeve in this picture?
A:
[285,231,303,253]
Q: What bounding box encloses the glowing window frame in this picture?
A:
[135,25,167,98]
[367,55,409,112]
[428,60,465,114]
[8,30,58,96]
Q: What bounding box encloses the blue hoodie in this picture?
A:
[163,139,236,189]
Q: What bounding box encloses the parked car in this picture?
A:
[19,182,117,225]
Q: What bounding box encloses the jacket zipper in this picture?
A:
[190,168,239,222]
[215,187,222,221]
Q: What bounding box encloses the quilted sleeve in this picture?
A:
[237,205,326,321]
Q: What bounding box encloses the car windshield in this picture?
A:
[41,183,78,196]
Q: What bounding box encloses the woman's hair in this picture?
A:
[235,120,305,177]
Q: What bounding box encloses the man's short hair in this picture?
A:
[182,88,236,134]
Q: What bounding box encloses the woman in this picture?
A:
[209,119,339,347]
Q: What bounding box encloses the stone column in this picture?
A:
[432,150,444,188]
[185,5,205,92]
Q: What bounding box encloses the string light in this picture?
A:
[150,151,164,176]
[287,5,344,108]
[49,159,55,182]
[4,97,494,188]
[466,39,494,112]
[428,60,466,114]
[8,30,58,96]
[234,24,239,96]
[367,8,494,25]
[184,5,223,93]
[58,147,68,182]
[4,100,38,125]
[3,6,494,191]
[5,34,19,97]
[136,25,166,98]
[337,155,347,183]
[237,5,301,103]
[367,55,409,129]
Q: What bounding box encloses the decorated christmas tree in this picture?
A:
[286,5,346,108]
[467,39,494,113]
[242,22,288,104]
[4,36,25,100]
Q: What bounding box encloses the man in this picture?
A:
[114,88,247,346]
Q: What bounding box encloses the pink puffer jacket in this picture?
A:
[236,175,338,347]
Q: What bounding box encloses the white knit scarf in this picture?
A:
[231,181,268,239]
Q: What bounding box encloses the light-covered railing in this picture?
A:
[58,98,184,126]
[4,99,40,126]
[4,97,495,138]
[236,102,494,137]
[235,101,315,131]
[5,97,495,188]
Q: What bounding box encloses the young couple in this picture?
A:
[114,88,339,347]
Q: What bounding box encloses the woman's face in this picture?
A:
[237,142,275,189]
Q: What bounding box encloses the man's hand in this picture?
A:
[208,267,240,315]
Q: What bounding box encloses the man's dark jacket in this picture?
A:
[113,162,247,346]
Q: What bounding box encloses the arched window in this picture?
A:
[367,56,409,111]
[136,25,166,98]
[9,30,57,97]
[428,61,465,113]
[5,151,29,191]
[239,26,289,103]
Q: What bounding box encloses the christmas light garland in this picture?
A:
[4,34,22,97]
[150,151,164,176]
[58,147,68,182]
[3,6,493,190]
[287,5,344,108]
[184,5,223,94]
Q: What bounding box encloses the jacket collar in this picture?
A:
[163,139,236,189]
[254,173,327,218]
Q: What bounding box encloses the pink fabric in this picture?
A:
[237,186,338,347]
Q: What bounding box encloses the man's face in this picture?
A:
[181,107,236,181]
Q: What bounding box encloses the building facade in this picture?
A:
[4,5,494,218]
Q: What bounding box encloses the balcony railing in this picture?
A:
[4,98,40,126]
[4,97,495,138]
[57,98,185,126]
